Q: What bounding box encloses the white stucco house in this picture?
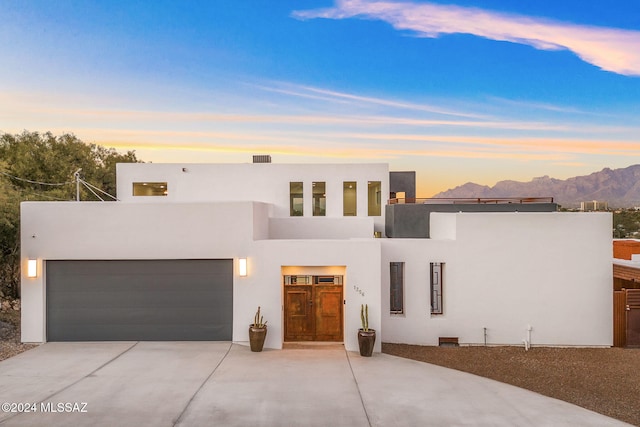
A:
[20,159,613,352]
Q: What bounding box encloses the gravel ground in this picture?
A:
[0,308,38,362]
[383,343,640,426]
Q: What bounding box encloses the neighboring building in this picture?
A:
[580,200,609,211]
[612,240,640,347]
[21,161,613,351]
[613,239,640,261]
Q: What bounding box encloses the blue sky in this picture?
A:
[1,0,639,195]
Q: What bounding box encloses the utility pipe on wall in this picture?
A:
[522,324,533,351]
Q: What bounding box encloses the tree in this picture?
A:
[0,131,139,201]
[612,209,640,238]
[0,131,141,298]
[0,162,21,298]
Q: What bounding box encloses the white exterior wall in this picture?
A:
[21,162,613,350]
[381,238,457,345]
[20,201,380,351]
[382,212,613,346]
[268,217,374,239]
[116,163,389,235]
[21,201,256,344]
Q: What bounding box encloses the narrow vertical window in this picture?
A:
[290,182,303,216]
[312,182,326,216]
[343,181,357,216]
[368,181,381,216]
[390,262,404,314]
[430,262,444,315]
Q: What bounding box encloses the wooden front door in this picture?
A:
[284,277,343,341]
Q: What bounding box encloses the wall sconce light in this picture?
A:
[27,259,38,278]
[238,258,247,277]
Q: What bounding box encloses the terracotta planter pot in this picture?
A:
[357,329,376,357]
[249,325,267,352]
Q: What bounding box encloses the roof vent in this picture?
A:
[253,155,272,164]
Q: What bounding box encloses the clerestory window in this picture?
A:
[132,182,167,196]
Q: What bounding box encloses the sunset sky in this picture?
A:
[1,0,639,196]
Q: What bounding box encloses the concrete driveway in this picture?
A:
[0,342,631,426]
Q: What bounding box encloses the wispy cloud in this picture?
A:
[20,108,568,131]
[326,132,640,157]
[3,87,639,167]
[551,162,588,168]
[62,126,640,162]
[293,0,640,76]
[94,136,567,162]
[0,90,576,132]
[251,82,486,118]
[486,97,589,115]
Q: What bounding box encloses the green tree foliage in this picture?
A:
[1,131,138,201]
[613,209,640,238]
[0,131,140,298]
[0,162,22,299]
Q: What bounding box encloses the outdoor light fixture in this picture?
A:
[27,259,37,278]
[238,258,247,277]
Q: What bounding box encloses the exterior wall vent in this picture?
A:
[438,337,459,347]
[253,155,272,163]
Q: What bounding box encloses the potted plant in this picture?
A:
[358,304,376,357]
[249,306,267,352]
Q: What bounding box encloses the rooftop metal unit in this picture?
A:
[253,155,272,163]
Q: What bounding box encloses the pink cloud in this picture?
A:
[293,0,640,76]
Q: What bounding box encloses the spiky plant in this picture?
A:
[253,306,267,328]
[360,304,369,331]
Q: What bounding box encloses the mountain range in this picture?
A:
[433,164,640,208]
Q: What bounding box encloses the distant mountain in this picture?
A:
[433,165,640,208]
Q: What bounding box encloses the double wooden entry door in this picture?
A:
[284,276,343,341]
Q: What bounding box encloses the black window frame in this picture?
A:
[430,262,444,315]
[390,262,404,314]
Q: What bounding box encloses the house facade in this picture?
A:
[21,161,613,351]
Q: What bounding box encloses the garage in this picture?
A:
[46,259,233,341]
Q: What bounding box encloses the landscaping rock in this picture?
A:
[383,343,640,427]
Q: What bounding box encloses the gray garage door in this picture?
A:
[46,260,232,341]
